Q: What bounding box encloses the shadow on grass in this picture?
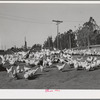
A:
[44,70,50,72]
[62,69,74,72]
[61,68,75,72]
[28,74,42,80]
[0,64,6,72]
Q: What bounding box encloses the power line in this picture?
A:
[0,13,53,25]
[0,12,45,21]
[63,20,84,23]
[0,13,99,25]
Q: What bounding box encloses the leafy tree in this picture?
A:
[43,36,53,50]
[77,17,100,47]
[32,44,42,51]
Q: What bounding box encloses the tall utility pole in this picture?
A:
[87,27,90,49]
[24,36,27,50]
[69,30,72,49]
[69,33,71,49]
[5,45,6,51]
[48,37,50,50]
[87,33,90,49]
[52,20,63,49]
[60,34,62,50]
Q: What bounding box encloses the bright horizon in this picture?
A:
[0,3,100,49]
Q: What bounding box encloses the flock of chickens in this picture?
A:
[0,48,100,79]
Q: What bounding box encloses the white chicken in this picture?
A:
[24,68,39,79]
[96,60,100,66]
[6,66,13,73]
[56,63,66,71]
[85,64,91,71]
[73,60,78,69]
[40,65,44,72]
[6,66,14,78]
[24,66,31,72]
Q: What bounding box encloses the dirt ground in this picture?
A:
[0,65,100,89]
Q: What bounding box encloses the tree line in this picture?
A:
[43,17,100,50]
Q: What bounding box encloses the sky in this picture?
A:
[0,3,100,49]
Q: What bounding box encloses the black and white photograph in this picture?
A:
[0,1,100,91]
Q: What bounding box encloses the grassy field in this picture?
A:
[0,64,100,89]
[1,49,100,89]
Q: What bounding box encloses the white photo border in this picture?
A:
[0,1,100,99]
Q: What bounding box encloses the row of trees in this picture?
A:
[43,17,100,50]
[43,30,77,50]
